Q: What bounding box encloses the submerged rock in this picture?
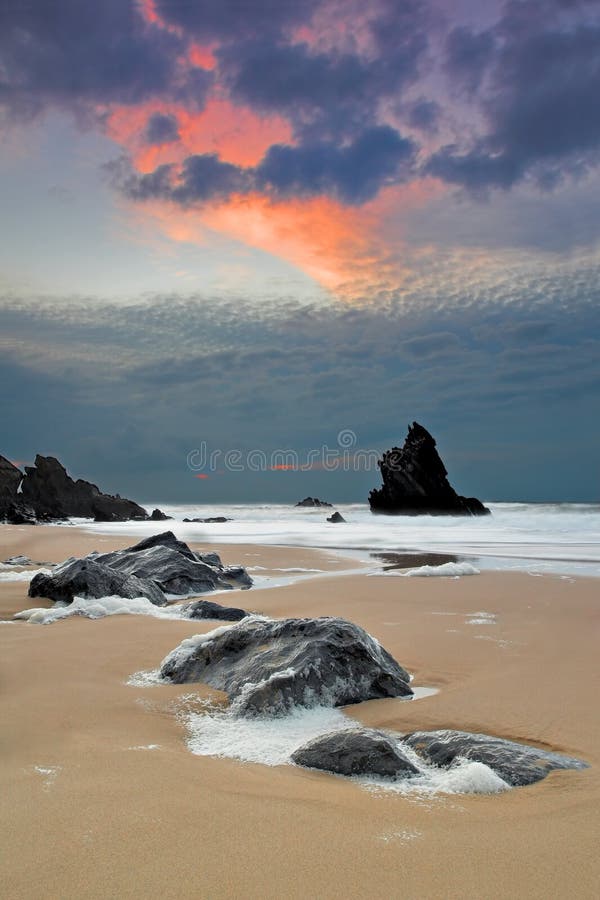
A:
[369,422,490,516]
[183,516,230,523]
[292,727,419,778]
[403,729,588,786]
[182,599,249,621]
[27,531,252,607]
[295,497,332,508]
[327,512,346,523]
[29,557,166,606]
[160,615,412,715]
[19,454,148,521]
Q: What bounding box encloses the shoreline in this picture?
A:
[1,524,599,898]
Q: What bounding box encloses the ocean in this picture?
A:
[76,501,600,578]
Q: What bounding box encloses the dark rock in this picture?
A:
[292,727,419,778]
[93,546,241,596]
[182,599,249,621]
[27,532,251,606]
[160,616,412,715]
[29,557,167,606]
[0,455,22,505]
[19,454,148,521]
[2,501,37,524]
[183,516,230,523]
[150,508,172,520]
[295,497,332,508]
[369,423,490,516]
[403,729,588,787]
[327,512,346,523]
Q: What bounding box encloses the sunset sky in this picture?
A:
[1,0,599,502]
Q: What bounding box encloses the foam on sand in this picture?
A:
[14,594,188,624]
[398,562,480,577]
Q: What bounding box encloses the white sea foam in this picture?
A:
[13,594,188,624]
[466,611,497,625]
[0,567,51,582]
[379,562,481,577]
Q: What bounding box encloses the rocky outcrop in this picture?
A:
[28,531,252,606]
[19,455,148,521]
[292,728,419,778]
[327,512,346,523]
[150,508,172,521]
[296,497,332,507]
[160,615,412,715]
[369,422,490,516]
[0,456,37,523]
[181,599,249,621]
[29,558,167,606]
[403,729,588,786]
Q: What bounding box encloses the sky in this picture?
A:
[1,0,599,503]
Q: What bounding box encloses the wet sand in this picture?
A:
[1,526,599,898]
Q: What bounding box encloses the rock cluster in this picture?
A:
[369,422,490,516]
[295,497,332,507]
[1,452,157,523]
[160,615,413,715]
[28,531,252,606]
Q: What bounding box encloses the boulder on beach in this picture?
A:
[292,727,419,778]
[326,512,346,523]
[403,729,588,787]
[369,422,490,516]
[181,599,249,621]
[29,557,167,606]
[160,615,412,715]
[295,497,332,508]
[19,454,148,521]
[27,531,252,607]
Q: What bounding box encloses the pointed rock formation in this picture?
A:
[369,422,489,516]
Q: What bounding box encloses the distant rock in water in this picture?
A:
[150,508,172,521]
[296,497,332,507]
[160,615,412,715]
[183,516,230,523]
[326,512,346,523]
[28,531,252,608]
[369,422,490,516]
[292,727,419,778]
[403,729,588,787]
[18,454,148,521]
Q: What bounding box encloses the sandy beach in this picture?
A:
[1,525,599,899]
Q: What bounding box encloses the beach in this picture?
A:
[1,525,599,899]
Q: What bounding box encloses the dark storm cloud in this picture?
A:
[114,125,417,205]
[218,1,428,141]
[144,113,180,145]
[155,0,320,40]
[427,1,600,190]
[0,0,197,119]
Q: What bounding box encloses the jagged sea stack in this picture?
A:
[369,422,490,516]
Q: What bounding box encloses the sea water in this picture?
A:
[77,502,600,577]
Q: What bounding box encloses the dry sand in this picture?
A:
[1,526,599,899]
